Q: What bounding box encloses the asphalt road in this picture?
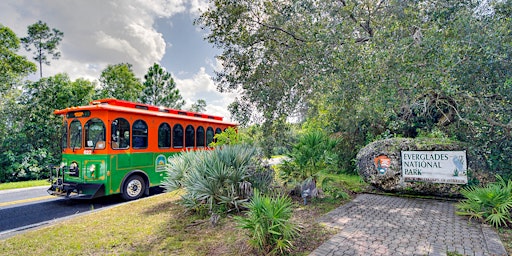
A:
[0,186,163,239]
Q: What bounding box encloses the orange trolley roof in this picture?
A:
[54,98,236,125]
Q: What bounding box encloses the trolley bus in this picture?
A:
[47,98,236,200]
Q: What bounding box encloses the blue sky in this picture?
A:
[0,0,235,119]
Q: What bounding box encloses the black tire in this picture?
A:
[121,175,145,200]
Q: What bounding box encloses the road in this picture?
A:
[0,186,162,239]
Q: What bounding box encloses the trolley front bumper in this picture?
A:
[47,179,104,199]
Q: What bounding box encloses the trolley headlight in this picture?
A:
[69,161,79,177]
[89,164,96,176]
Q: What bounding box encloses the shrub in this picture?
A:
[456,175,512,228]
[278,130,339,198]
[163,144,273,214]
[235,190,299,255]
[209,127,241,147]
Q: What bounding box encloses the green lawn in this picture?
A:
[0,180,50,191]
[0,190,345,255]
[0,171,363,255]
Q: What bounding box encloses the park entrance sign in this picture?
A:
[356,138,488,197]
[401,151,467,184]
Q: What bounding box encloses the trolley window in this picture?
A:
[206,127,214,146]
[132,120,148,149]
[61,123,68,149]
[158,123,171,148]
[69,120,82,149]
[185,125,195,148]
[173,124,184,148]
[85,118,106,149]
[196,126,205,148]
[111,118,130,149]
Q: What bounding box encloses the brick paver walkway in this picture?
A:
[310,194,507,256]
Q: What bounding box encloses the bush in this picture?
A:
[163,144,272,214]
[456,175,512,228]
[209,127,241,147]
[235,190,299,255]
[278,130,339,198]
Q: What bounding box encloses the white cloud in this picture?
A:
[174,67,237,120]
[0,0,187,78]
[189,0,210,17]
[135,0,187,17]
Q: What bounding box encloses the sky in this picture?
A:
[0,0,237,119]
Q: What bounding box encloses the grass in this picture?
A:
[498,228,512,255]
[319,172,367,193]
[0,189,348,255]
[0,180,50,191]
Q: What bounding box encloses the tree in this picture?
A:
[0,24,37,182]
[21,20,63,78]
[0,24,37,91]
[140,63,184,108]
[189,99,206,113]
[198,0,512,176]
[96,63,143,102]
[0,74,95,182]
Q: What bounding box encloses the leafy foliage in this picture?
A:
[0,76,95,182]
[209,127,241,147]
[198,0,512,178]
[189,99,207,113]
[140,63,185,108]
[456,175,512,228]
[163,144,271,214]
[96,63,143,102]
[0,73,95,182]
[235,190,299,255]
[279,130,338,187]
[0,24,36,90]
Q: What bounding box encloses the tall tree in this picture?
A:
[197,0,512,174]
[21,20,63,78]
[140,63,185,108]
[189,99,207,113]
[96,63,143,102]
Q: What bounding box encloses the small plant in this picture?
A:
[320,177,350,200]
[456,175,512,228]
[235,190,299,255]
[279,130,339,199]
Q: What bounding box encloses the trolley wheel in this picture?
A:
[122,175,145,200]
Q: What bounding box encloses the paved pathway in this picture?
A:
[310,194,507,256]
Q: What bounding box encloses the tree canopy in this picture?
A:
[140,63,185,108]
[0,24,36,91]
[197,0,511,174]
[96,63,143,102]
[21,20,63,78]
[189,99,207,113]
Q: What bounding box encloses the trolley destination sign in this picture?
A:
[401,151,467,184]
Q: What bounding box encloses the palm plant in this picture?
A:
[163,144,271,214]
[456,175,512,228]
[279,130,338,199]
[235,190,299,255]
